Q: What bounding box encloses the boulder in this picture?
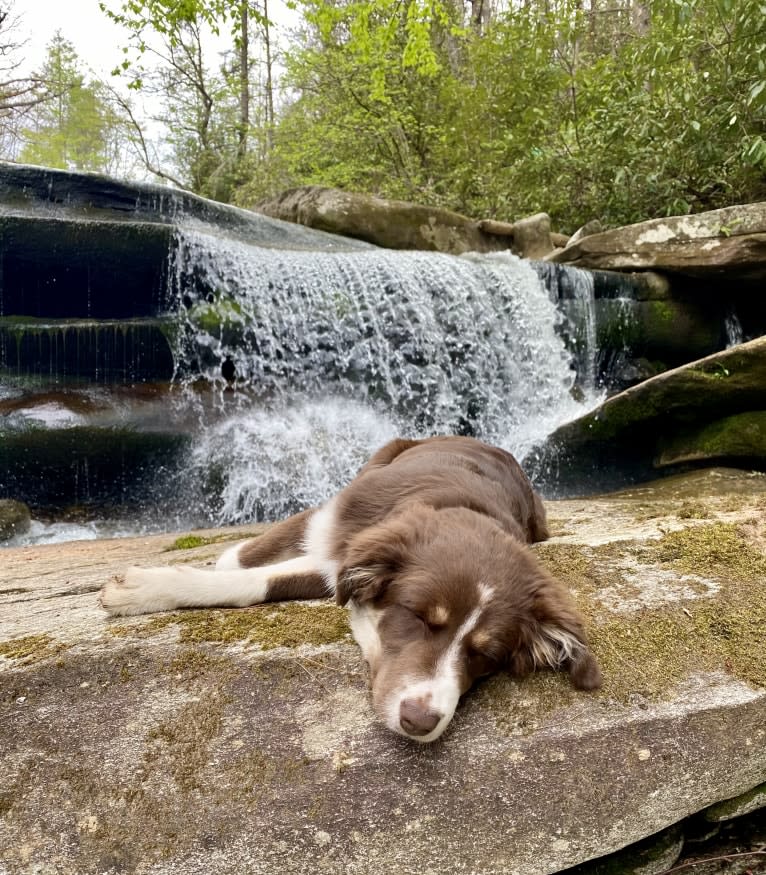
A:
[256,186,555,257]
[537,337,766,487]
[480,212,554,259]
[0,499,31,541]
[567,219,603,247]
[507,212,553,259]
[2,471,766,874]
[549,202,766,281]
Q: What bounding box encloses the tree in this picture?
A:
[96,0,765,225]
[233,0,469,205]
[19,32,123,173]
[101,0,275,198]
[0,1,44,158]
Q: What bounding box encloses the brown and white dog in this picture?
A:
[99,436,601,742]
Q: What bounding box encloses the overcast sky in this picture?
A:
[19,0,129,78]
[18,0,296,79]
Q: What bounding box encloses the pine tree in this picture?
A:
[20,32,119,172]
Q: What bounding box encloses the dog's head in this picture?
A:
[337,504,600,743]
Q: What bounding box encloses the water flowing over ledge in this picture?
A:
[142,235,604,530]
[1,164,621,542]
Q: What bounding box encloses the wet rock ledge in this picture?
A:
[1,469,765,875]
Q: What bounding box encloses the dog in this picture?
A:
[99,436,601,742]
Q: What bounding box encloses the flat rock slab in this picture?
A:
[2,472,766,875]
[549,201,766,282]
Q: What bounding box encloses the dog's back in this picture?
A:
[331,436,549,554]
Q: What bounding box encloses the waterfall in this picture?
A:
[533,262,599,389]
[1,161,616,541]
[166,229,602,524]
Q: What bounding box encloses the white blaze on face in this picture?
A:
[387,583,494,743]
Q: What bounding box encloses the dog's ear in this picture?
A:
[509,564,602,691]
[336,505,431,606]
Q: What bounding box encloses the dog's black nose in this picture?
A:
[399,698,441,736]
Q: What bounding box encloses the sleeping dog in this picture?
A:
[100,436,601,742]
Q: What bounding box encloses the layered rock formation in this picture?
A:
[550,202,766,281]
[2,471,765,874]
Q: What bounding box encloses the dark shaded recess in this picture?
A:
[0,426,190,508]
[560,807,766,875]
[526,439,663,498]
[0,218,174,318]
[527,427,766,499]
[0,318,175,382]
[670,274,766,340]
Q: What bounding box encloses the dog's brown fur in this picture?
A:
[100,436,601,741]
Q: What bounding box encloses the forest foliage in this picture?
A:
[2,0,765,231]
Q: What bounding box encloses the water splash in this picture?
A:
[179,397,401,524]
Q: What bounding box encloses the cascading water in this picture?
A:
[167,228,603,524]
[533,262,599,390]
[0,162,613,544]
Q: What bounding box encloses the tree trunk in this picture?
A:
[262,0,274,153]
[238,1,250,159]
[468,0,491,34]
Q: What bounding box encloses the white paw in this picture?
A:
[98,566,182,616]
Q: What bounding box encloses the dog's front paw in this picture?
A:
[99,566,181,617]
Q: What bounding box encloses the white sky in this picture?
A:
[18,0,130,79]
[17,0,297,79]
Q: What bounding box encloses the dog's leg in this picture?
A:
[217,508,315,570]
[99,554,329,617]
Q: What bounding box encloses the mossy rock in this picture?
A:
[564,824,683,875]
[542,337,766,481]
[656,410,766,467]
[186,297,246,336]
[2,474,766,875]
[0,499,31,541]
[704,781,766,822]
[594,299,719,365]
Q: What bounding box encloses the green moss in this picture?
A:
[676,501,710,519]
[226,750,312,802]
[0,634,66,665]
[657,411,766,466]
[145,694,226,792]
[164,531,259,552]
[166,647,234,681]
[646,300,675,324]
[167,535,209,551]
[653,522,766,579]
[531,523,766,709]
[704,780,766,821]
[139,602,352,650]
[187,296,245,333]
